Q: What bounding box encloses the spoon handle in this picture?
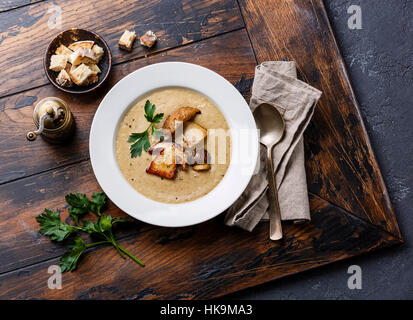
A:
[266,147,283,240]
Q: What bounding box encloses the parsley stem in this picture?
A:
[86,240,110,248]
[118,245,145,267]
[108,231,126,259]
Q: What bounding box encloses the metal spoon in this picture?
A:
[253,103,285,240]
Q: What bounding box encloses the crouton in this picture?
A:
[148,142,187,170]
[163,107,201,133]
[92,44,104,62]
[69,48,98,66]
[68,40,94,51]
[140,30,157,48]
[49,54,68,72]
[84,73,99,86]
[118,30,136,51]
[87,63,101,74]
[65,62,72,73]
[183,122,207,148]
[146,154,177,179]
[55,69,73,87]
[69,63,94,86]
[55,44,73,58]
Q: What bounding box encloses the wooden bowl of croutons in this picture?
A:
[44,28,112,94]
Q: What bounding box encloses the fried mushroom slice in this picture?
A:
[191,149,211,171]
[163,107,201,133]
[193,164,211,171]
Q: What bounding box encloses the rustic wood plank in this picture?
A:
[0,193,401,299]
[0,29,255,185]
[238,0,401,238]
[0,160,152,274]
[0,0,43,13]
[0,0,243,97]
[0,0,404,300]
[0,29,256,274]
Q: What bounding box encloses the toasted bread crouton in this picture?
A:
[148,142,188,170]
[163,107,201,133]
[56,69,73,87]
[69,63,94,86]
[49,54,68,72]
[193,164,211,171]
[183,122,207,148]
[84,73,99,86]
[55,45,73,58]
[87,63,101,74]
[65,62,72,73]
[92,44,104,62]
[118,30,136,51]
[147,142,179,179]
[146,154,177,179]
[68,40,94,51]
[69,48,97,66]
[140,30,157,48]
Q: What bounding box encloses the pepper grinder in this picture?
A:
[26,97,75,144]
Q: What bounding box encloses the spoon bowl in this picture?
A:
[253,103,285,240]
[254,103,285,147]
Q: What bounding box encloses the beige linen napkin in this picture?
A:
[225,61,322,232]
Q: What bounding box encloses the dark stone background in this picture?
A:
[229,0,413,299]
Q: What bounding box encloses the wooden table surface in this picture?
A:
[0,0,403,299]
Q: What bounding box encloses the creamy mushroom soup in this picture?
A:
[116,88,231,203]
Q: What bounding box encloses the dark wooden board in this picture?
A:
[0,181,401,299]
[0,29,256,274]
[0,0,243,97]
[0,30,255,185]
[238,0,401,238]
[0,0,43,13]
[0,0,403,299]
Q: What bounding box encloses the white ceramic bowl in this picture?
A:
[90,62,258,227]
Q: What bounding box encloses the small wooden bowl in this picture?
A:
[44,28,112,94]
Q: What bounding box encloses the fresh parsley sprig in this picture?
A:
[64,192,107,225]
[128,100,164,158]
[36,192,144,272]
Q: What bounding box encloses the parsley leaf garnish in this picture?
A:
[65,193,90,225]
[128,100,164,158]
[60,236,87,272]
[36,209,76,241]
[65,192,106,224]
[36,192,144,272]
[90,192,106,216]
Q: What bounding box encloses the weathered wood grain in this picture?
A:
[0,193,400,300]
[0,0,404,300]
[0,29,255,185]
[0,0,243,97]
[239,0,401,238]
[0,0,43,13]
[0,160,153,274]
